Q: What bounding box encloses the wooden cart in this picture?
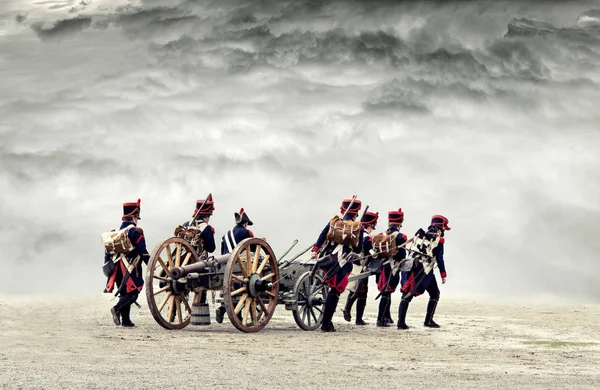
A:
[144,235,328,333]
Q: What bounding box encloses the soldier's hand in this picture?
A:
[260,237,267,241]
[311,251,317,259]
[442,277,447,284]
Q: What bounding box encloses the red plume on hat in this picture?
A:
[340,196,362,215]
[123,198,141,219]
[388,208,404,223]
[361,211,379,227]
[193,194,215,217]
[430,214,451,230]
[234,207,253,226]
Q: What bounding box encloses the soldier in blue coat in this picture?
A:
[311,198,364,332]
[375,209,408,327]
[397,215,450,329]
[216,208,256,323]
[182,195,216,255]
[221,208,255,255]
[342,211,378,326]
[104,199,150,327]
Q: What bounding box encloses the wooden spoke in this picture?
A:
[256,296,269,316]
[242,297,251,325]
[181,251,192,267]
[176,296,183,324]
[223,237,278,333]
[153,285,170,296]
[167,295,176,322]
[234,293,248,315]
[181,296,192,313]
[165,244,174,268]
[245,249,252,274]
[252,246,261,273]
[251,299,258,325]
[175,243,182,267]
[157,257,172,277]
[256,255,270,274]
[292,271,327,331]
[261,272,275,281]
[231,274,245,283]
[231,286,247,297]
[158,292,172,312]
[146,237,198,330]
[236,255,249,277]
[152,274,170,282]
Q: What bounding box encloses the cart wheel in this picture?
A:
[292,270,328,331]
[145,237,199,329]
[223,238,279,333]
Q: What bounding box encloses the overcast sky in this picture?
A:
[1,0,599,302]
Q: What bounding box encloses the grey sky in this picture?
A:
[0,0,599,302]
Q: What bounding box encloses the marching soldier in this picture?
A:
[182,195,217,255]
[397,215,450,329]
[103,199,150,327]
[311,197,364,332]
[342,211,379,325]
[375,209,408,327]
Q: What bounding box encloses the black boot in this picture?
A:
[424,299,440,328]
[321,289,339,332]
[355,297,368,325]
[215,306,226,324]
[342,292,357,322]
[385,295,393,325]
[377,295,390,327]
[397,298,410,330]
[121,304,135,327]
[112,291,138,326]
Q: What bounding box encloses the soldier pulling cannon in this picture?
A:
[102,194,450,333]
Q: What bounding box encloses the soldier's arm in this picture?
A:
[436,238,446,279]
[352,228,364,253]
[312,223,330,253]
[200,225,216,253]
[396,233,408,259]
[130,228,151,264]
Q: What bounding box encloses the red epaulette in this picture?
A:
[248,230,254,237]
[402,234,407,241]
[440,237,445,244]
[210,226,215,233]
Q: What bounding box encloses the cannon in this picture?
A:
[145,235,328,333]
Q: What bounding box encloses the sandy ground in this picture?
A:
[1,292,599,390]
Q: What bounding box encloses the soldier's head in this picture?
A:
[340,197,362,221]
[388,208,404,229]
[235,208,253,227]
[429,215,451,233]
[361,211,379,233]
[122,199,141,223]
[194,195,215,223]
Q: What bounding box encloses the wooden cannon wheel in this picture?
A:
[223,238,279,333]
[145,237,199,330]
[292,270,328,331]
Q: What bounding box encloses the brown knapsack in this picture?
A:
[326,215,361,247]
[372,232,398,257]
[101,226,135,255]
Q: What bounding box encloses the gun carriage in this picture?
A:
[145,233,328,333]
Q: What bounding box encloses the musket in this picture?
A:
[191,193,213,225]
[277,239,299,264]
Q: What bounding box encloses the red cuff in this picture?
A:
[312,245,319,252]
[441,272,447,278]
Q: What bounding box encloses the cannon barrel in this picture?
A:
[170,254,231,279]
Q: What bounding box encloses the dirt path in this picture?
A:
[1,293,599,389]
